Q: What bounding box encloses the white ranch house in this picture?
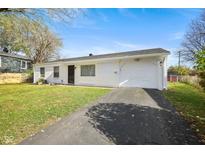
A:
[33,48,170,90]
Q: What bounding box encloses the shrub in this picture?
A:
[198,71,205,90]
[25,69,33,83]
[36,78,47,85]
[168,65,192,75]
[180,75,202,89]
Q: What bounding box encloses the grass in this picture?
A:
[163,82,205,143]
[0,84,111,144]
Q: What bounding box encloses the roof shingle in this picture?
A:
[0,51,31,61]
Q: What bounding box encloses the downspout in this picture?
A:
[164,56,168,89]
[161,56,167,90]
[162,58,164,90]
[158,56,165,90]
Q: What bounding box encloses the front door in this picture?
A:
[68,65,75,84]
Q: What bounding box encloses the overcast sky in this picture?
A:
[50,8,203,66]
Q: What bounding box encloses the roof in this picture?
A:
[0,51,32,61]
[48,48,170,63]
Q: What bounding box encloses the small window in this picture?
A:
[40,67,45,77]
[81,65,95,76]
[53,66,59,78]
[21,60,27,69]
[27,62,32,69]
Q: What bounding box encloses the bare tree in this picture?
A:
[0,8,84,63]
[0,15,62,63]
[19,19,62,63]
[0,8,83,24]
[182,10,205,62]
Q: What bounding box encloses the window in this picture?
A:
[54,66,59,78]
[81,65,95,76]
[40,67,45,77]
[27,62,32,69]
[21,60,27,69]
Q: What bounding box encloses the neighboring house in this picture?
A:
[167,75,179,82]
[0,50,32,73]
[33,48,170,90]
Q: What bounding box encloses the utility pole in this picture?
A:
[177,50,181,81]
[178,50,181,68]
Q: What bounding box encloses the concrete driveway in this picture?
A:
[20,88,201,145]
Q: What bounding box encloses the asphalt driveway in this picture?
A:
[20,88,201,145]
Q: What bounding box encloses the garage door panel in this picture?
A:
[119,58,158,89]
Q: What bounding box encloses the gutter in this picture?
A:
[34,53,170,67]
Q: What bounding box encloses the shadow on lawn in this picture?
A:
[86,102,201,144]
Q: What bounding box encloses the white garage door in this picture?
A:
[119,58,159,89]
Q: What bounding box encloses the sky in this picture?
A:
[50,8,203,66]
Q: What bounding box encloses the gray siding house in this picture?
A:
[0,50,32,73]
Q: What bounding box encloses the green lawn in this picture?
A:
[0,84,111,144]
[163,82,205,143]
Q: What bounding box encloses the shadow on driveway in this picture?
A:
[143,88,175,111]
[20,87,201,145]
[86,89,201,145]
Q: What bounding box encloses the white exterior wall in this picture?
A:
[34,64,68,84]
[33,55,168,90]
[75,60,119,87]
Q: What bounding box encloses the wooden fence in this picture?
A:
[0,73,30,84]
[167,75,179,82]
[168,74,201,88]
[180,75,201,88]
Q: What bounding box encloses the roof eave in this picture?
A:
[34,52,169,66]
[0,54,32,61]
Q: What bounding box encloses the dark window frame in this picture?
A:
[80,65,95,76]
[27,62,31,69]
[40,67,45,77]
[53,66,59,78]
[21,60,27,69]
